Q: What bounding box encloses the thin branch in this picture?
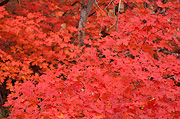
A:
[100,58,117,76]
[104,0,114,16]
[95,0,105,37]
[153,48,180,57]
[115,0,122,31]
[145,96,152,101]
[61,80,70,89]
[132,80,142,96]
[17,0,21,7]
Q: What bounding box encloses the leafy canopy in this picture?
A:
[0,0,179,118]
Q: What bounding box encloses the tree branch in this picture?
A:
[78,0,95,47]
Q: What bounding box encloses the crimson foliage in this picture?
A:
[0,0,179,118]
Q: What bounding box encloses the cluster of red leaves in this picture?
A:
[0,0,180,118]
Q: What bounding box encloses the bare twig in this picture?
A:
[17,0,21,8]
[115,0,122,31]
[95,0,116,37]
[132,80,142,96]
[145,96,152,101]
[153,48,180,57]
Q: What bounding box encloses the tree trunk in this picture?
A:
[78,0,95,47]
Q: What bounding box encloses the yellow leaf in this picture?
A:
[57,114,64,118]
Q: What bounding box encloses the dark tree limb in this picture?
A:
[78,0,95,47]
[0,0,10,6]
[0,93,5,117]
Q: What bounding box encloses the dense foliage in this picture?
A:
[0,0,179,118]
